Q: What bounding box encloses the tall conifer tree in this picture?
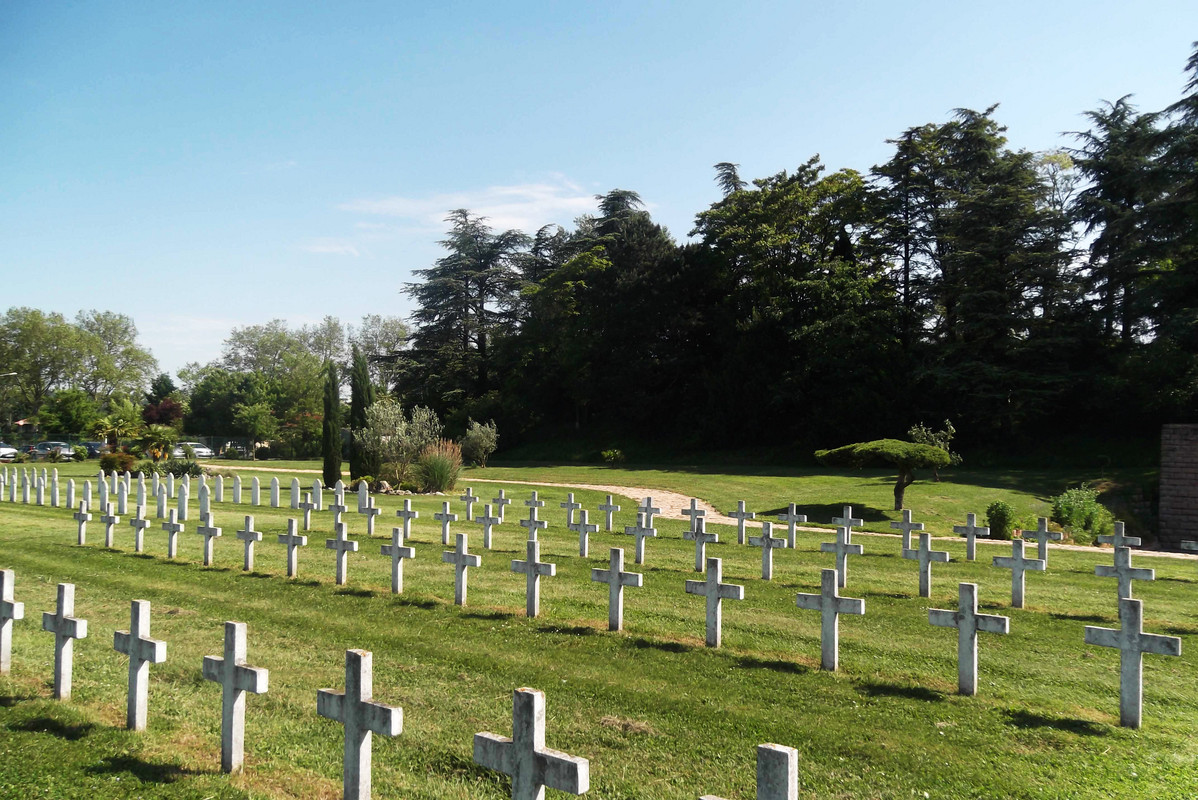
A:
[348,345,377,480]
[321,361,341,486]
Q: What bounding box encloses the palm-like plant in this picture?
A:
[141,423,178,462]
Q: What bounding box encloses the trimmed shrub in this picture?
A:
[255,446,271,461]
[1051,485,1114,545]
[985,500,1017,540]
[161,458,202,478]
[460,418,499,467]
[602,448,626,466]
[223,446,243,460]
[416,439,462,493]
[100,452,137,474]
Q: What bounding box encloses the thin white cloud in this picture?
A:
[302,239,361,256]
[339,177,598,233]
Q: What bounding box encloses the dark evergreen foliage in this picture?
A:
[321,361,341,486]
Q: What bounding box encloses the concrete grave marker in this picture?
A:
[312,477,324,510]
[380,526,414,593]
[831,506,863,543]
[317,649,403,800]
[291,477,301,509]
[115,480,126,515]
[728,500,756,545]
[492,489,512,523]
[214,474,224,503]
[682,497,706,531]
[953,513,990,561]
[749,521,788,581]
[35,474,44,506]
[559,492,581,527]
[476,504,501,549]
[97,474,108,510]
[902,532,950,598]
[395,498,418,541]
[42,582,87,700]
[66,478,75,509]
[700,743,799,800]
[74,501,92,546]
[795,568,865,671]
[278,519,308,578]
[525,490,545,510]
[151,470,160,499]
[435,501,459,545]
[199,483,210,519]
[598,494,621,532]
[101,502,121,548]
[623,513,657,565]
[591,547,642,631]
[198,512,223,566]
[0,569,25,675]
[683,517,720,571]
[236,515,262,571]
[777,504,807,548]
[233,475,242,504]
[992,539,1044,608]
[53,470,61,508]
[251,476,261,506]
[82,479,91,508]
[686,557,745,648]
[929,582,1009,696]
[1022,517,1063,565]
[167,472,175,500]
[359,497,381,537]
[1085,597,1182,728]
[178,483,190,522]
[473,687,589,800]
[270,477,280,508]
[1098,520,1141,549]
[637,496,661,528]
[511,538,556,618]
[162,508,184,558]
[113,599,167,731]
[520,505,547,542]
[443,532,482,606]
[330,497,349,529]
[357,481,369,513]
[327,522,359,586]
[890,509,924,551]
[155,484,167,519]
[820,526,864,588]
[460,487,479,521]
[569,509,598,557]
[1096,546,1155,600]
[129,504,150,552]
[300,492,318,531]
[203,621,269,773]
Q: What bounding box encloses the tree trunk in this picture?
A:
[893,467,915,510]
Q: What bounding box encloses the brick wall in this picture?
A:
[1159,424,1198,549]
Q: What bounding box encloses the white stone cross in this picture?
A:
[434,501,458,545]
[395,498,419,541]
[929,582,1009,696]
[42,582,87,700]
[795,568,865,671]
[685,557,744,648]
[623,513,657,565]
[327,522,359,586]
[525,490,545,509]
[1021,517,1063,565]
[74,501,92,546]
[474,687,589,800]
[0,569,25,675]
[1096,546,1155,600]
[113,599,167,731]
[492,489,512,523]
[831,506,864,543]
[460,486,479,521]
[598,495,620,532]
[700,742,799,800]
[520,505,547,542]
[1085,597,1181,728]
[820,526,864,588]
[560,492,581,527]
[728,500,756,545]
[749,521,788,581]
[591,547,642,631]
[889,508,924,551]
[198,512,223,566]
[278,518,308,578]
[380,526,415,593]
[270,477,280,508]
[684,517,720,572]
[317,649,403,800]
[902,532,950,598]
[330,498,349,529]
[129,504,150,552]
[100,502,121,548]
[443,532,482,606]
[359,497,381,537]
[637,497,662,528]
[992,539,1044,608]
[300,492,318,531]
[162,508,184,558]
[251,476,261,506]
[777,504,807,548]
[511,538,556,618]
[953,513,990,561]
[237,515,263,572]
[569,509,598,557]
[476,504,501,549]
[1097,520,1141,549]
[682,498,706,531]
[291,477,301,509]
[203,621,269,773]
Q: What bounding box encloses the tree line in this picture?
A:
[393,45,1198,457]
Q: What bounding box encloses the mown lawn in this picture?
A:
[1,464,1194,798]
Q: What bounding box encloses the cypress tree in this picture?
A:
[322,361,342,487]
[348,345,378,480]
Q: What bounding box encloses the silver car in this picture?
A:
[172,441,215,459]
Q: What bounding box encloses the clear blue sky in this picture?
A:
[3,1,1196,376]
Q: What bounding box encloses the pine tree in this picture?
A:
[348,345,377,480]
[321,361,341,487]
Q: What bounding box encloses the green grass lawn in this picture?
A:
[2,464,1194,798]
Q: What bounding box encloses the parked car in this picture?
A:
[32,441,75,460]
[0,442,17,461]
[81,441,107,458]
[172,441,215,459]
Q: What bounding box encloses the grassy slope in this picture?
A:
[0,462,1194,798]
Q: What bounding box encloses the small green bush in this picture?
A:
[222,446,243,460]
[100,452,136,474]
[133,458,159,476]
[602,448,626,466]
[460,418,499,467]
[986,500,1017,540]
[416,439,462,493]
[1051,485,1114,545]
[161,458,202,478]
[255,446,271,460]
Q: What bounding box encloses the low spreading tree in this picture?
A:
[815,439,951,510]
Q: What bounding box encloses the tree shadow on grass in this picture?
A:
[760,504,889,525]
[1002,709,1108,736]
[1162,623,1198,636]
[864,591,908,600]
[1158,575,1194,584]
[537,624,599,637]
[857,682,945,703]
[734,655,808,675]
[241,571,274,579]
[627,637,693,654]
[391,597,440,610]
[9,717,94,740]
[1049,611,1112,624]
[0,694,34,707]
[129,554,156,561]
[461,610,517,621]
[83,755,197,784]
[199,566,232,573]
[335,587,376,598]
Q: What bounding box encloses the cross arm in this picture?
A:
[719,584,745,601]
[975,614,1009,635]
[836,598,865,616]
[202,655,225,683]
[234,663,269,694]
[929,551,950,563]
[1140,632,1182,657]
[684,580,706,596]
[473,732,512,773]
[620,572,644,588]
[1084,626,1119,649]
[363,699,403,737]
[794,594,822,612]
[316,689,345,722]
[928,608,958,629]
[538,748,591,794]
